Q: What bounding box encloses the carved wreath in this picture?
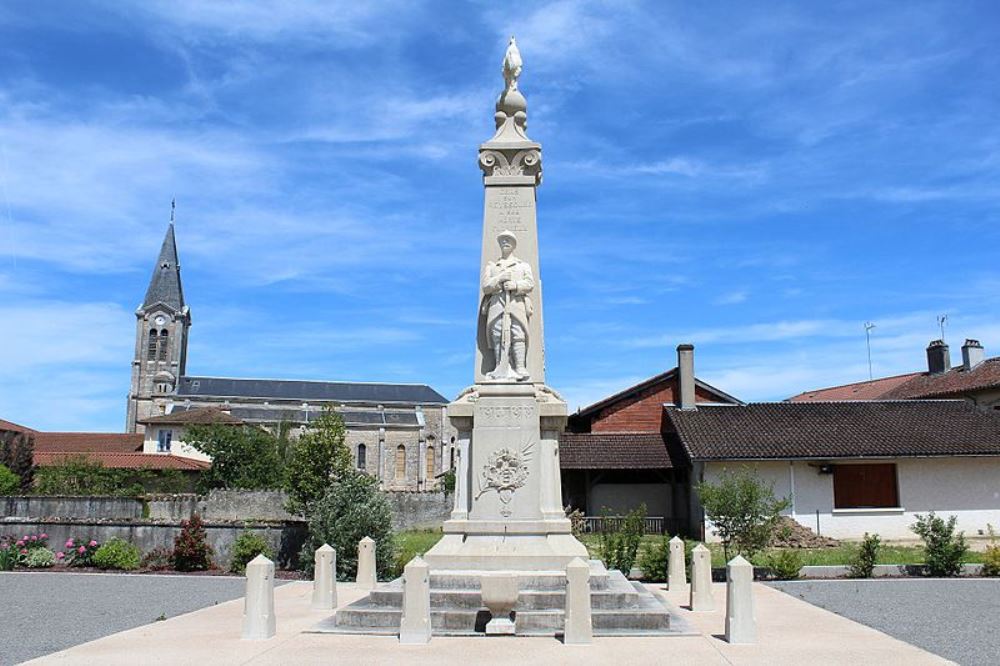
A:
[476,441,533,517]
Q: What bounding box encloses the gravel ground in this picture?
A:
[769,578,1000,666]
[0,571,288,665]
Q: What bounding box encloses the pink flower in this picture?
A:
[20,549,27,555]
[89,540,98,547]
[22,535,29,540]
[66,539,74,548]
[56,552,65,559]
[78,546,86,554]
[16,540,24,547]
[30,535,37,542]
[40,533,47,539]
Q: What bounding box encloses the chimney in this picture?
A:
[677,343,696,410]
[961,339,985,371]
[926,339,951,375]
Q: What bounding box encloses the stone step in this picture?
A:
[426,568,610,591]
[366,587,641,610]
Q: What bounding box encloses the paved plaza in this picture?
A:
[770,579,1000,666]
[13,575,951,665]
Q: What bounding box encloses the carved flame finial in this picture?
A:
[503,36,522,93]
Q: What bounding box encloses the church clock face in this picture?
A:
[154,315,166,326]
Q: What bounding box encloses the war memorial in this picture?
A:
[315,38,682,638]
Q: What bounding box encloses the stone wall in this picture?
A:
[385,491,452,531]
[2,496,145,520]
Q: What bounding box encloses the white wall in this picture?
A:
[702,457,1000,541]
[141,426,211,462]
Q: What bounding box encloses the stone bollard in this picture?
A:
[311,544,337,610]
[725,555,757,644]
[242,554,276,640]
[563,557,593,645]
[399,556,432,644]
[689,543,714,612]
[356,536,377,591]
[668,536,686,590]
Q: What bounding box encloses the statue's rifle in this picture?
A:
[500,271,513,377]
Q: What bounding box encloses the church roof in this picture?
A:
[175,376,449,405]
[139,406,244,426]
[142,223,185,311]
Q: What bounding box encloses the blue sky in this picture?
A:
[2,1,1000,431]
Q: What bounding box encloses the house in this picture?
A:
[790,338,1000,410]
[138,405,244,462]
[560,344,1000,541]
[30,430,209,474]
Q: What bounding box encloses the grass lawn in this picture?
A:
[394,530,985,577]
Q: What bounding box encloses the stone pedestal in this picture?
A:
[399,556,432,644]
[312,544,337,610]
[357,537,377,591]
[725,555,757,644]
[423,383,587,572]
[242,554,276,640]
[668,536,686,591]
[689,544,714,612]
[563,557,593,645]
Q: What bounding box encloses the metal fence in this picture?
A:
[582,515,679,535]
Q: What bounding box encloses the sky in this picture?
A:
[2,1,1000,431]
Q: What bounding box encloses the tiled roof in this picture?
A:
[664,401,1000,461]
[574,369,742,419]
[788,373,921,402]
[559,432,677,469]
[168,405,421,427]
[33,433,143,454]
[0,418,36,432]
[882,358,1000,400]
[139,406,243,426]
[176,376,448,405]
[35,451,209,471]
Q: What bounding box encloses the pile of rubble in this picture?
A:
[771,517,839,548]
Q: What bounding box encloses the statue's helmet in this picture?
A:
[497,230,518,248]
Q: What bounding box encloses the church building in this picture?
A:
[125,220,454,491]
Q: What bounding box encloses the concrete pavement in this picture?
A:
[26,579,951,665]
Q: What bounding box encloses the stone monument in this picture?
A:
[422,35,587,571]
[324,38,678,638]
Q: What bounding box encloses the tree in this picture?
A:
[0,463,19,495]
[186,424,283,491]
[284,406,351,514]
[696,467,790,560]
[0,431,35,491]
[300,470,395,580]
[911,512,968,577]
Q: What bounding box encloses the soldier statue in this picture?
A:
[481,230,534,381]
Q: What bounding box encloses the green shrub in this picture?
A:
[141,547,174,571]
[565,506,586,540]
[911,512,968,577]
[637,534,669,582]
[765,549,802,580]
[598,505,646,575]
[32,456,146,496]
[980,524,1000,578]
[186,424,283,492]
[172,514,214,572]
[61,537,100,567]
[848,533,881,578]
[0,463,20,495]
[25,547,56,568]
[284,407,352,513]
[93,538,141,571]
[441,469,456,495]
[300,470,395,580]
[696,467,790,560]
[230,531,273,574]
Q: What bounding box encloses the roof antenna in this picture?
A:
[864,321,876,380]
[170,197,176,224]
[937,314,948,342]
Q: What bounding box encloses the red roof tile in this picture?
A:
[882,358,1000,400]
[788,373,921,402]
[34,451,209,471]
[559,432,678,469]
[138,406,243,426]
[32,432,143,454]
[0,418,37,432]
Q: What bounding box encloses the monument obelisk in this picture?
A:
[424,37,588,571]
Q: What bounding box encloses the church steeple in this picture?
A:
[126,203,192,433]
[142,215,185,312]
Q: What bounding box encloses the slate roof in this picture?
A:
[32,432,144,454]
[559,432,677,469]
[664,401,1000,461]
[167,405,421,427]
[139,406,244,426]
[176,376,448,405]
[35,451,209,471]
[142,223,185,311]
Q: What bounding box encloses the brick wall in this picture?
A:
[591,380,722,432]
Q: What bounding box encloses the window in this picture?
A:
[147,329,158,360]
[449,447,456,470]
[426,445,435,479]
[157,429,172,453]
[157,329,169,361]
[833,463,899,509]
[357,443,367,471]
[395,445,406,480]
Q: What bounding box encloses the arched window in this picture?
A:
[357,443,367,471]
[395,445,406,480]
[157,329,169,361]
[147,329,158,360]
[425,445,435,480]
[450,447,456,470]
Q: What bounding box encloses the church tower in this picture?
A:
[126,209,191,433]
